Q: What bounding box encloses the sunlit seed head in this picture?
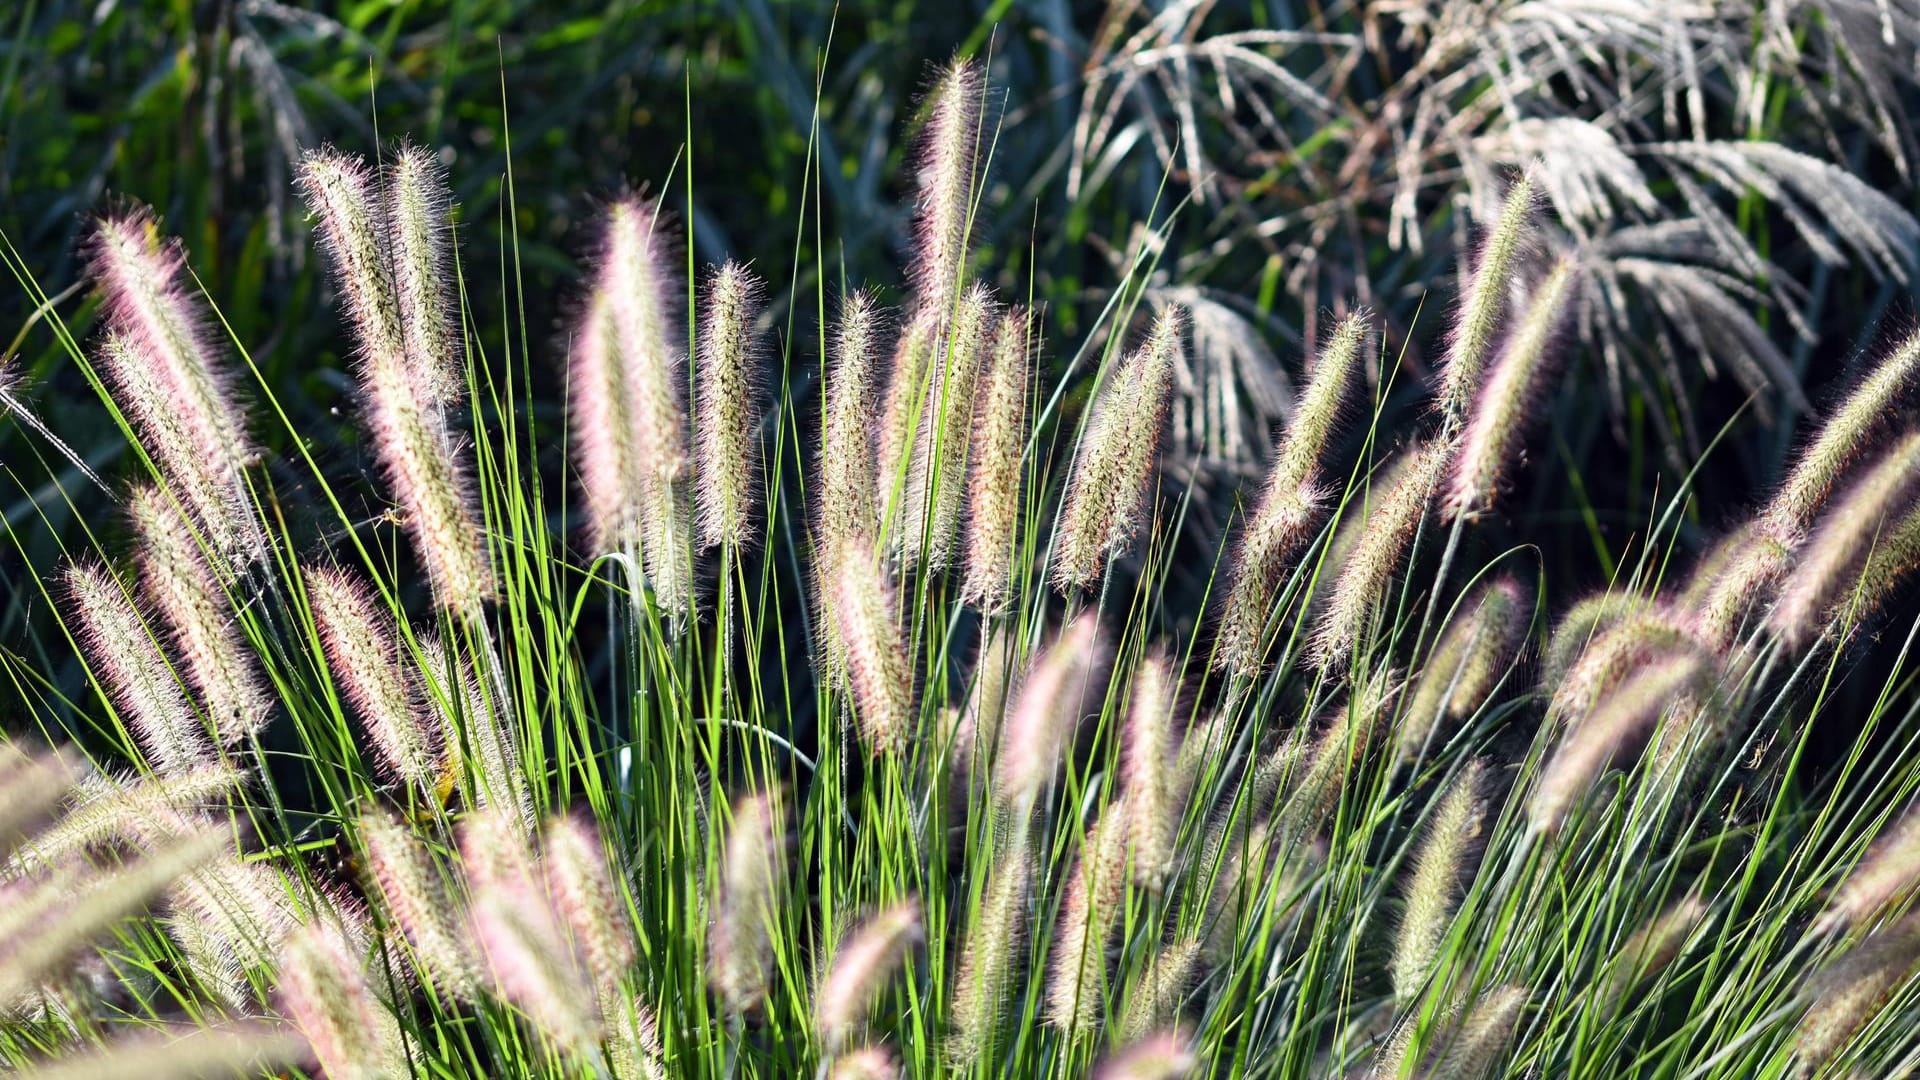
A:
[1544,607,1694,724]
[1400,576,1528,764]
[1792,914,1920,1077]
[64,560,212,773]
[709,789,786,1015]
[385,143,464,407]
[298,150,406,365]
[357,810,477,998]
[962,306,1035,613]
[830,1044,901,1080]
[1543,591,1644,688]
[908,57,986,310]
[1767,329,1920,537]
[876,311,940,526]
[304,565,440,793]
[695,260,767,550]
[1438,168,1538,424]
[1116,939,1202,1045]
[1312,440,1452,669]
[897,283,994,570]
[542,814,636,997]
[1769,430,1920,648]
[947,848,1030,1067]
[1124,652,1179,891]
[280,918,408,1080]
[831,535,916,756]
[1389,760,1486,1004]
[813,900,923,1052]
[1093,1030,1200,1080]
[1047,806,1131,1037]
[1425,984,1528,1080]
[995,614,1107,807]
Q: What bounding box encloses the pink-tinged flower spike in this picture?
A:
[87,208,259,558]
[695,260,766,550]
[1117,939,1202,1043]
[832,533,916,756]
[1124,652,1178,891]
[1767,329,1920,540]
[1400,576,1529,764]
[279,918,408,1080]
[1770,431,1920,648]
[908,57,986,311]
[961,307,1035,613]
[709,789,787,1015]
[829,1044,901,1080]
[1094,1030,1200,1080]
[1054,306,1185,592]
[385,144,465,407]
[897,283,994,571]
[1445,257,1579,519]
[1048,803,1131,1037]
[1792,914,1920,1077]
[571,195,692,616]
[947,847,1029,1067]
[994,613,1107,809]
[813,900,923,1052]
[65,561,211,773]
[542,815,637,1000]
[1437,169,1538,425]
[357,810,478,998]
[128,486,269,744]
[815,292,885,685]
[1545,606,1695,724]
[299,150,496,615]
[304,565,440,796]
[1214,312,1370,675]
[1311,439,1453,669]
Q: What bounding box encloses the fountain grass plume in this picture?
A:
[909,57,986,310]
[1214,311,1369,675]
[1820,802,1920,934]
[830,1045,902,1080]
[64,560,212,773]
[1390,760,1486,1004]
[897,283,994,570]
[1444,256,1579,519]
[1438,169,1538,425]
[1313,440,1452,669]
[695,260,766,550]
[1117,939,1202,1043]
[1542,592,1645,687]
[1047,804,1131,1037]
[995,613,1106,808]
[1600,892,1708,1007]
[816,292,886,685]
[304,565,440,795]
[357,810,477,998]
[1544,606,1695,723]
[948,846,1030,1066]
[299,149,495,614]
[1054,305,1184,592]
[386,144,464,407]
[1095,1030,1199,1080]
[1769,430,1920,647]
[418,635,532,829]
[709,789,785,1015]
[1426,984,1528,1080]
[542,814,636,998]
[962,306,1035,612]
[12,764,240,870]
[1401,577,1528,764]
[1124,651,1178,890]
[128,485,268,744]
[1766,329,1920,539]
[279,917,407,1080]
[1792,915,1920,1078]
[877,311,938,527]
[832,534,916,755]
[814,900,923,1052]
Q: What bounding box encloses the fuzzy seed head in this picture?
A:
[1543,592,1643,687]
[961,307,1034,612]
[1048,806,1131,1037]
[279,919,407,1080]
[832,535,916,755]
[1275,311,1369,497]
[709,790,785,1015]
[1401,577,1528,763]
[1118,939,1202,1044]
[1055,306,1184,592]
[1793,916,1920,1077]
[820,291,884,557]
[1390,761,1486,1004]
[1313,440,1452,668]
[1822,806,1920,935]
[1444,257,1578,519]
[1768,330,1920,537]
[1095,1031,1200,1080]
[877,312,939,524]
[1531,647,1712,834]
[947,849,1030,1066]
[1770,430,1920,647]
[306,566,440,793]
[897,284,994,570]
[814,900,923,1052]
[909,58,985,309]
[996,614,1106,806]
[358,810,476,998]
[1601,893,1707,1006]
[1545,607,1695,723]
[386,143,464,406]
[1124,653,1179,890]
[1694,527,1795,651]
[695,260,766,549]
[543,814,636,995]
[65,560,211,773]
[1428,984,1528,1080]
[1439,170,1538,423]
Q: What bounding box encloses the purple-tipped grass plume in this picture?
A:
[1769,430,1920,647]
[896,284,993,570]
[1792,916,1920,1077]
[995,614,1107,808]
[1767,329,1920,539]
[829,1045,901,1080]
[695,260,766,550]
[1401,577,1528,764]
[947,847,1030,1066]
[299,149,495,614]
[128,486,269,744]
[1215,312,1369,675]
[1312,440,1452,669]
[831,534,916,755]
[877,312,939,527]
[815,293,885,683]
[814,900,923,1052]
[279,919,407,1080]
[65,561,211,772]
[1444,257,1579,519]
[1544,606,1695,724]
[3,1027,309,1080]
[1047,805,1131,1037]
[1694,526,1796,652]
[961,307,1035,613]
[13,764,240,870]
[1054,306,1184,592]
[1389,761,1486,1004]
[304,565,440,795]
[908,58,986,310]
[1117,939,1202,1044]
[357,810,477,998]
[1543,592,1644,687]
[1095,1030,1200,1080]
[1438,169,1539,424]
[1124,652,1178,890]
[709,789,786,1015]
[87,208,258,559]
[385,144,465,407]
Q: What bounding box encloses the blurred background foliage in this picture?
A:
[4,0,1920,694]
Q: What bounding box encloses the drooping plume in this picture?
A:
[1438,169,1538,424]
[65,561,211,772]
[1767,329,1920,539]
[304,565,440,795]
[1215,312,1369,675]
[1312,440,1452,668]
[908,57,986,310]
[962,307,1035,613]
[1791,915,1920,1077]
[1445,256,1579,519]
[278,918,408,1080]
[814,900,923,1052]
[1401,576,1528,763]
[995,614,1106,807]
[299,149,495,614]
[1054,306,1184,592]
[896,284,993,570]
[695,260,766,550]
[1769,430,1920,647]
[1820,801,1920,934]
[1390,761,1486,1004]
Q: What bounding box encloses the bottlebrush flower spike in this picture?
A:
[65,560,212,773]
[1543,591,1643,686]
[1544,607,1694,724]
[909,57,985,310]
[542,814,636,997]
[1279,667,1400,828]
[1792,915,1920,1077]
[1312,440,1452,668]
[995,613,1106,808]
[1048,805,1131,1037]
[1438,169,1538,424]
[15,764,241,870]
[1820,802,1920,935]
[816,292,885,684]
[1426,984,1528,1079]
[877,311,939,524]
[87,208,258,558]
[1117,939,1202,1043]
[948,847,1029,1067]
[1215,311,1369,675]
[961,307,1034,613]
[1401,576,1528,764]
[1770,430,1920,647]
[128,486,269,744]
[304,565,440,795]
[1095,1030,1200,1080]
[897,283,993,571]
[814,900,923,1052]
[1054,305,1184,592]
[1124,652,1178,890]
[1766,329,1920,539]
[386,144,464,406]
[1445,257,1579,519]
[709,789,786,1015]
[279,918,408,1080]
[1390,761,1486,1004]
[695,260,766,550]
[832,534,916,755]
[357,810,477,998]
[1695,526,1796,651]
[299,149,495,614]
